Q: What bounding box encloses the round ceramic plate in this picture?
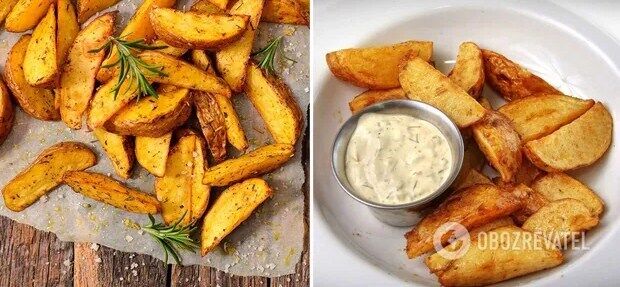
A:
[312,0,620,286]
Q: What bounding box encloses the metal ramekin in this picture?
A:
[332,100,464,227]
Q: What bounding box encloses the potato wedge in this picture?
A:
[76,0,120,23]
[203,144,294,186]
[4,0,55,32]
[467,217,514,239]
[59,12,117,129]
[191,50,217,74]
[405,184,526,258]
[472,111,522,182]
[426,226,563,286]
[0,0,18,26]
[135,133,171,177]
[262,0,308,25]
[450,139,485,190]
[498,94,594,141]
[64,171,160,214]
[215,0,264,92]
[23,4,57,88]
[532,173,604,216]
[152,39,188,57]
[200,178,272,255]
[193,91,227,162]
[190,135,210,223]
[246,63,303,145]
[3,35,59,121]
[93,128,134,179]
[522,198,599,244]
[449,42,484,98]
[523,103,612,171]
[150,8,249,49]
[87,77,138,128]
[327,41,433,89]
[513,158,541,186]
[453,169,492,191]
[348,88,407,114]
[510,184,549,225]
[57,0,80,66]
[2,142,96,212]
[106,86,192,137]
[0,79,14,145]
[190,0,226,14]
[482,49,560,101]
[400,57,486,128]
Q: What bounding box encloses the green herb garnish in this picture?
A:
[252,35,297,74]
[142,213,198,265]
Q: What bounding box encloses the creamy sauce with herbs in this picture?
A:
[345,113,452,205]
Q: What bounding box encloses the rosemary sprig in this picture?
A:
[89,36,167,100]
[252,35,297,74]
[142,213,198,265]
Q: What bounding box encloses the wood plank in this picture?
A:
[171,267,269,287]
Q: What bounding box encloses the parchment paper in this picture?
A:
[0,0,308,277]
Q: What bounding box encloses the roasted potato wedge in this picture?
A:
[135,133,171,177]
[87,77,138,128]
[522,198,599,244]
[76,0,120,23]
[191,50,217,74]
[152,39,188,57]
[400,57,486,128]
[532,173,604,216]
[498,94,594,142]
[3,35,59,121]
[246,63,303,145]
[150,8,249,49]
[201,178,273,255]
[193,91,227,162]
[405,184,526,258]
[4,0,55,32]
[106,86,192,137]
[327,41,433,89]
[2,142,96,212]
[262,0,308,25]
[93,128,134,179]
[190,135,210,223]
[510,184,549,225]
[453,169,492,191]
[203,144,294,186]
[56,0,80,66]
[472,111,522,182]
[523,102,612,171]
[190,0,226,14]
[23,5,57,88]
[426,226,563,286]
[64,171,160,214]
[0,79,14,145]
[513,158,542,186]
[348,88,407,114]
[449,42,484,98]
[467,217,515,239]
[0,0,18,26]
[482,49,560,101]
[59,12,117,129]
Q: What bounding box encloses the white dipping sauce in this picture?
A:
[345,113,453,205]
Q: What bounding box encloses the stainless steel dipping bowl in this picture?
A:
[331,100,464,227]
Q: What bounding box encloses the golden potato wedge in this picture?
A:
[150,8,249,49]
[453,169,492,191]
[426,226,563,287]
[400,57,486,128]
[405,184,526,258]
[93,128,134,179]
[191,50,217,74]
[467,217,515,239]
[203,144,294,186]
[3,35,59,121]
[96,0,177,82]
[201,178,272,255]
[190,135,210,223]
[449,42,484,98]
[522,198,599,245]
[4,0,55,32]
[106,86,192,137]
[0,80,14,145]
[215,0,264,92]
[57,0,80,67]
[472,111,522,182]
[76,0,120,23]
[193,91,227,162]
[532,173,604,216]
[498,94,595,142]
[190,0,226,14]
[348,88,407,114]
[262,0,308,25]
[0,0,18,26]
[2,142,96,212]
[509,184,549,225]
[327,41,433,89]
[138,51,232,98]
[523,102,612,172]
[135,133,171,177]
[482,49,560,101]
[152,39,188,57]
[59,12,117,129]
[87,77,138,128]
[64,171,160,214]
[246,63,303,145]
[23,5,57,88]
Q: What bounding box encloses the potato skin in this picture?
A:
[193,91,227,162]
[348,88,406,114]
[0,79,14,145]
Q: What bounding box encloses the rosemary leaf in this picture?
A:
[142,212,198,265]
[252,35,297,74]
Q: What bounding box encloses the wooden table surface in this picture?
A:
[0,117,309,287]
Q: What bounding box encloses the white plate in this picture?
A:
[312,0,620,286]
